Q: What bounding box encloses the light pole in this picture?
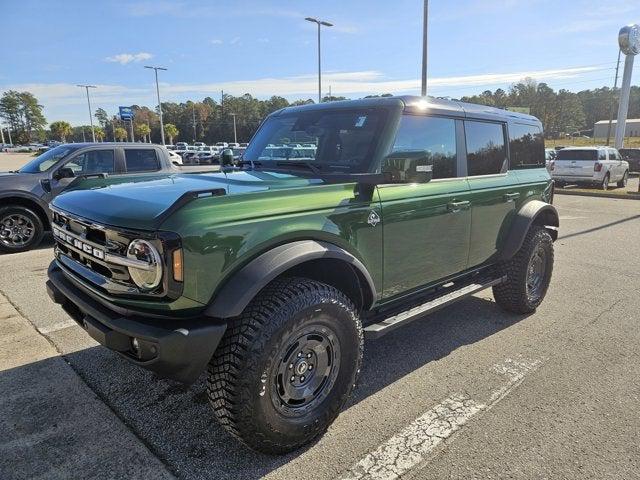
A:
[230,113,238,144]
[145,65,168,145]
[77,84,97,142]
[614,24,639,150]
[305,17,333,103]
[421,0,429,96]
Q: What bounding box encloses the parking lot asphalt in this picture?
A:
[1,155,640,479]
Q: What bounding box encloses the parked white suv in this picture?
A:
[552,147,629,190]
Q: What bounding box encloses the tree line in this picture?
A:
[1,79,638,145]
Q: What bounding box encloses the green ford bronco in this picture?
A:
[46,96,558,453]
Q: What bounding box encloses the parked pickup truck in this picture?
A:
[46,96,558,453]
[552,146,629,190]
[0,143,219,253]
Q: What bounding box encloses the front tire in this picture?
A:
[617,171,629,188]
[0,206,44,253]
[493,226,554,314]
[207,277,363,454]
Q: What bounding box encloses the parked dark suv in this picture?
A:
[619,148,640,172]
[0,143,214,253]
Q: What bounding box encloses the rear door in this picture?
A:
[123,148,162,173]
[554,149,598,178]
[464,120,519,267]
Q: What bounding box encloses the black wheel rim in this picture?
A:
[272,324,341,416]
[0,213,35,248]
[526,245,547,302]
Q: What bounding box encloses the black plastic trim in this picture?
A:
[47,261,225,384]
[206,240,378,318]
[500,200,559,260]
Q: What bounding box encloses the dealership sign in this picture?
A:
[119,106,134,121]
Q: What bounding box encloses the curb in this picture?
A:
[555,189,640,200]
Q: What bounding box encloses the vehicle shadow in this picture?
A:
[17,296,529,480]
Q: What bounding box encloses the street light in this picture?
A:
[144,65,168,145]
[77,84,97,142]
[305,17,333,103]
[230,113,238,144]
[421,0,429,96]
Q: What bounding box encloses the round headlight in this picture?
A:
[127,239,162,291]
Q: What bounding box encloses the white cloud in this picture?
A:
[210,39,223,45]
[105,52,154,65]
[229,37,241,45]
[257,38,269,43]
[0,65,606,125]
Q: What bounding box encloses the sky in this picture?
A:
[0,0,638,126]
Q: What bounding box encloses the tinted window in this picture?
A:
[124,149,160,172]
[598,150,607,161]
[620,149,640,160]
[465,121,507,176]
[244,109,385,172]
[65,150,115,175]
[392,115,457,179]
[509,124,544,168]
[556,150,598,161]
[608,149,621,160]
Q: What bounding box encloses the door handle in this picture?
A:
[447,200,470,212]
[503,192,520,202]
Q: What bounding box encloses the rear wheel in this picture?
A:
[493,226,554,314]
[617,171,629,188]
[601,173,610,190]
[207,277,363,454]
[0,206,44,253]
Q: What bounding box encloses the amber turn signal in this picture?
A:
[172,248,183,282]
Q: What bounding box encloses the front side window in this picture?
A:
[65,150,115,175]
[18,145,81,173]
[243,109,386,172]
[509,124,544,169]
[391,115,457,179]
[465,121,507,176]
[124,149,160,172]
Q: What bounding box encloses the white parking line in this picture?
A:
[340,358,541,480]
[38,319,79,334]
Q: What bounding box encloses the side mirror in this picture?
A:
[381,150,433,184]
[221,149,234,166]
[55,166,75,180]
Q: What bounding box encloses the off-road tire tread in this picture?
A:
[493,226,554,314]
[207,277,363,454]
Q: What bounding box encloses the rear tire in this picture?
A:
[601,173,610,190]
[0,206,44,253]
[493,226,554,314]
[207,277,363,454]
[617,171,628,188]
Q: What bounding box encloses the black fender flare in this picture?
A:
[0,191,51,224]
[205,240,377,319]
[500,200,559,261]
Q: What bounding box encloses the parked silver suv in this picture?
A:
[552,146,629,190]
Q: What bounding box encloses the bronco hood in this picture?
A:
[52,170,322,230]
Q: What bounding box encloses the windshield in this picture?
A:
[556,150,598,161]
[244,108,386,172]
[18,145,81,173]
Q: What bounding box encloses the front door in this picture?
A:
[48,148,117,199]
[378,114,471,300]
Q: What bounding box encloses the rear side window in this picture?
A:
[124,149,160,172]
[391,115,457,179]
[65,150,115,175]
[464,121,507,176]
[509,124,544,169]
[556,150,598,161]
[598,150,607,161]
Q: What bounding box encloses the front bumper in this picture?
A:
[46,260,226,384]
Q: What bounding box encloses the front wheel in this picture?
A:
[0,206,44,253]
[493,226,554,314]
[207,277,363,454]
[617,171,629,188]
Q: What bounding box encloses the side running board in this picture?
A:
[364,275,506,340]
